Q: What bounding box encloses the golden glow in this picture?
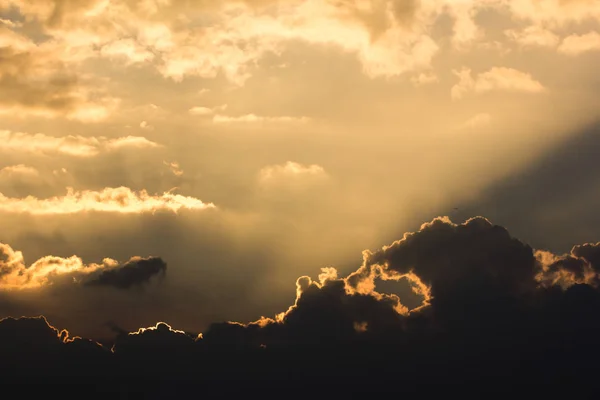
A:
[0,0,599,343]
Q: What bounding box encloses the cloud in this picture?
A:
[460,113,492,129]
[139,121,154,131]
[2,216,600,389]
[0,0,443,86]
[0,130,161,157]
[213,114,310,124]
[189,105,227,116]
[258,161,326,184]
[451,67,547,100]
[0,239,167,290]
[410,71,438,86]
[100,38,155,65]
[0,165,39,178]
[505,26,560,48]
[0,242,110,290]
[104,135,160,150]
[85,256,167,289]
[0,187,215,215]
[164,161,183,177]
[0,25,119,122]
[558,31,600,55]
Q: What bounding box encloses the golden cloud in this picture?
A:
[558,31,600,56]
[213,114,310,124]
[0,187,215,215]
[258,161,327,184]
[0,241,116,290]
[451,67,547,100]
[0,130,161,157]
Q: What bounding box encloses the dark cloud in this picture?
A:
[85,256,167,289]
[2,216,600,396]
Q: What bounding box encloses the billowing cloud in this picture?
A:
[0,187,215,215]
[0,130,161,157]
[451,67,547,100]
[2,216,600,389]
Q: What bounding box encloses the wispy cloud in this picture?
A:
[0,187,215,215]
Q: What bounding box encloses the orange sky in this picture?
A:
[0,0,599,338]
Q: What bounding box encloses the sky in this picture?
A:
[0,0,600,362]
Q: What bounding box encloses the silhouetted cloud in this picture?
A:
[85,256,167,289]
[2,216,600,394]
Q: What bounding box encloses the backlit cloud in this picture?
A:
[0,187,215,215]
[0,241,166,290]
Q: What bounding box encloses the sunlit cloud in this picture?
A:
[411,71,439,86]
[558,31,600,56]
[139,121,154,131]
[213,114,310,124]
[0,242,117,290]
[460,113,492,130]
[0,24,119,122]
[100,38,155,65]
[164,161,183,177]
[189,105,227,116]
[0,187,215,215]
[505,26,560,48]
[259,161,327,184]
[0,130,161,157]
[451,67,547,100]
[104,136,161,151]
[0,242,165,290]
[0,165,39,178]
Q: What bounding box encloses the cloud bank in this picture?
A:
[2,216,600,394]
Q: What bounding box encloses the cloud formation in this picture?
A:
[2,216,600,392]
[0,187,215,214]
[0,130,161,157]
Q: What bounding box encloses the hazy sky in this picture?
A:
[0,0,599,339]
